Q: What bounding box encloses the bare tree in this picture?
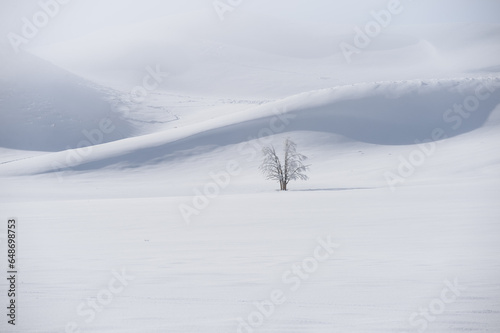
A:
[260,138,310,191]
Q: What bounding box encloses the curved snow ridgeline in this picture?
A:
[0,76,499,176]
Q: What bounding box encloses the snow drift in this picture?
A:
[0,76,499,176]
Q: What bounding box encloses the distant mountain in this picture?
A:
[0,52,132,151]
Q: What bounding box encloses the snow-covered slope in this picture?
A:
[1,76,499,178]
[0,52,131,152]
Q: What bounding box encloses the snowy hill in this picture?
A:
[0,52,131,152]
[1,76,499,178]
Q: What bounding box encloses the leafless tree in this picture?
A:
[260,138,310,191]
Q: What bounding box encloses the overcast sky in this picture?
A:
[1,0,500,50]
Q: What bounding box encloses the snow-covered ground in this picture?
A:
[1,1,500,332]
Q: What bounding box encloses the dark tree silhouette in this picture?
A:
[260,138,310,191]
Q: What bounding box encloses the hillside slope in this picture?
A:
[0,52,131,152]
[0,76,498,178]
